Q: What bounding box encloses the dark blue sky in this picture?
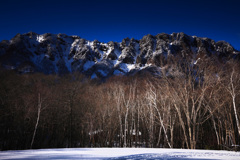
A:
[1,0,239,50]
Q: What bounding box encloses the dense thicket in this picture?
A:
[0,60,239,151]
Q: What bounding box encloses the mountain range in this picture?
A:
[0,32,239,78]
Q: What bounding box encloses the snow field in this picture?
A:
[0,148,240,160]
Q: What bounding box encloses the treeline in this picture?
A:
[0,59,239,151]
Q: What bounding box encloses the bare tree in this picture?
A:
[164,62,215,149]
[225,66,240,136]
[146,80,172,148]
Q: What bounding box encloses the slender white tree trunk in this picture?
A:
[124,107,129,147]
[230,70,240,136]
[116,88,123,147]
[232,95,240,135]
[30,93,42,149]
[147,84,172,148]
[209,108,220,145]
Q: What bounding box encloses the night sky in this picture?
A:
[0,0,239,50]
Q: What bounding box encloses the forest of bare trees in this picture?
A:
[0,59,239,151]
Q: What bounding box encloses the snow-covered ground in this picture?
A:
[0,148,240,160]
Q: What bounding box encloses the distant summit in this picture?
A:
[0,32,239,78]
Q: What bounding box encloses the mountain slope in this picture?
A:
[0,32,239,78]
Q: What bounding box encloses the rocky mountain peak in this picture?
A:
[0,32,239,78]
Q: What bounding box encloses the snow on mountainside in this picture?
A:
[0,32,239,78]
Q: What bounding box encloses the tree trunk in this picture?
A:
[174,104,189,149]
[229,70,240,136]
[30,93,42,149]
[124,107,129,147]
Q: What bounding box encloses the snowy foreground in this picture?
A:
[0,148,240,160]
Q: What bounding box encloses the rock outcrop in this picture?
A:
[0,32,239,78]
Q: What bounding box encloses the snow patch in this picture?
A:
[91,73,97,79]
[113,70,123,75]
[114,48,121,57]
[119,63,135,73]
[140,63,152,70]
[127,64,135,71]
[105,46,112,56]
[65,59,73,72]
[113,60,121,67]
[83,61,95,71]
[37,35,45,43]
[0,148,240,160]
[86,41,94,50]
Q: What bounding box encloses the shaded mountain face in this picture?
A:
[0,32,239,78]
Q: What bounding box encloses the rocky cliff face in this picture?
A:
[0,32,239,78]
